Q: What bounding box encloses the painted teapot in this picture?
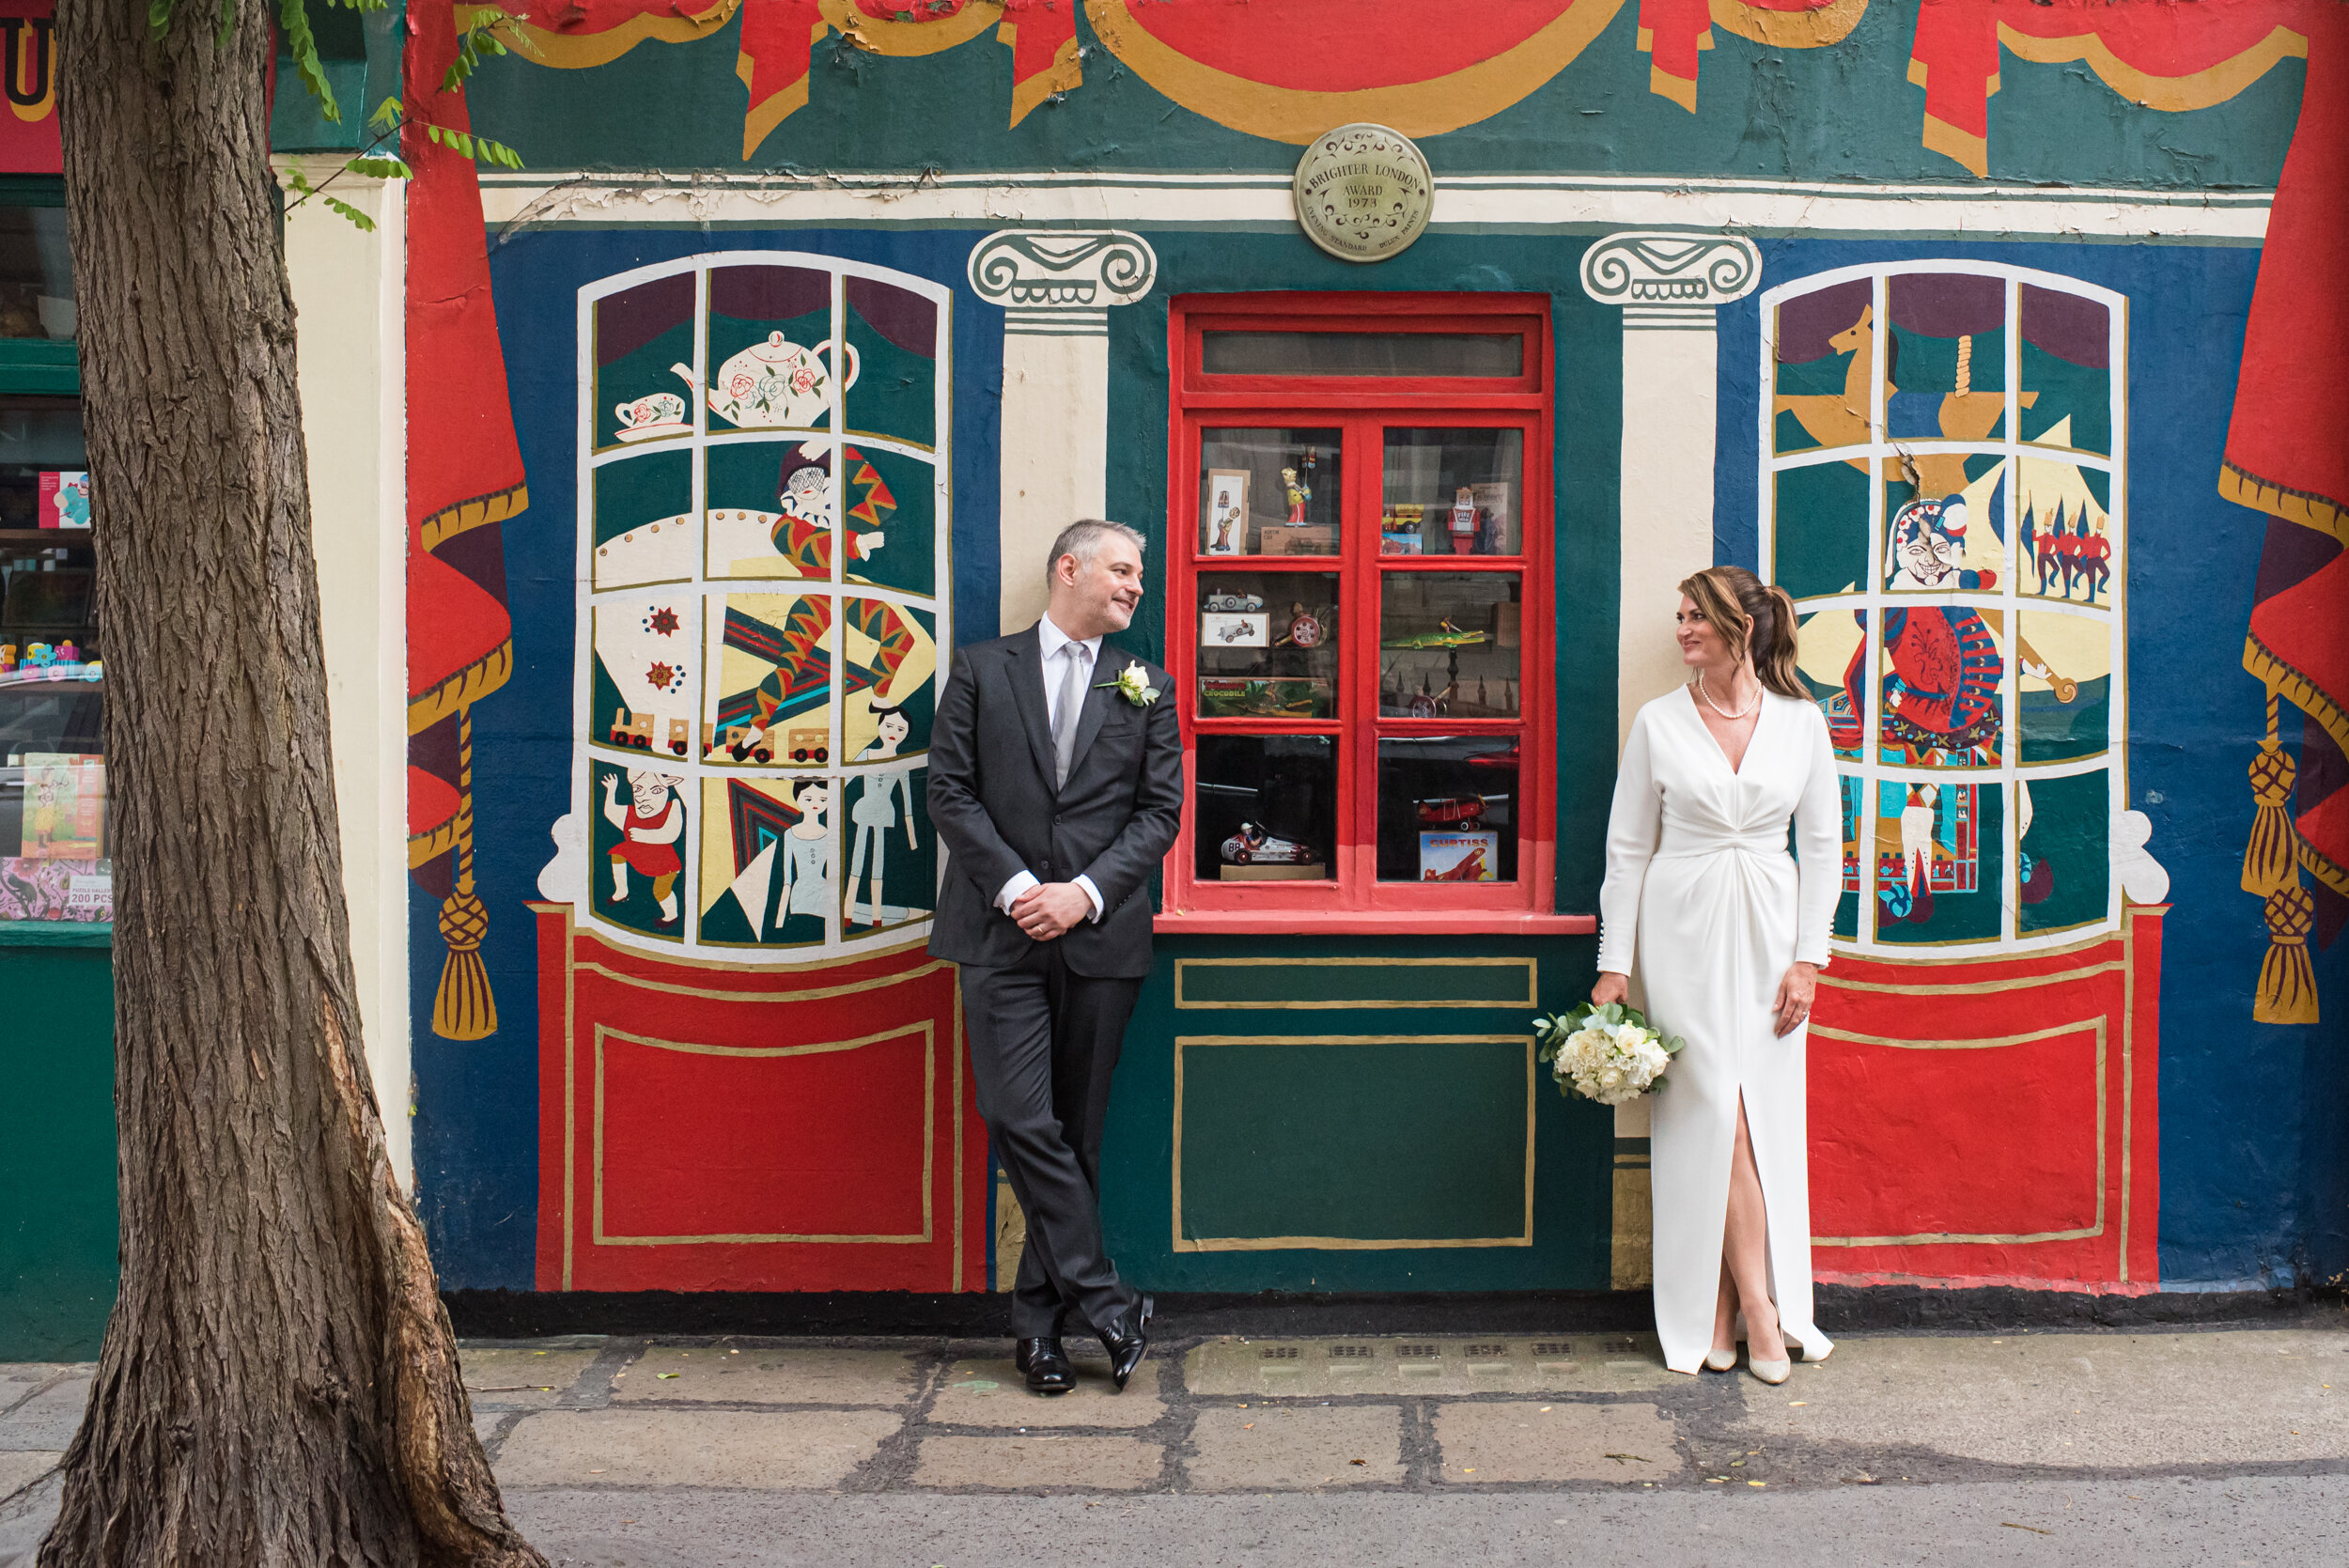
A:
[672,332,859,429]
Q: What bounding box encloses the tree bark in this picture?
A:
[42,8,544,1565]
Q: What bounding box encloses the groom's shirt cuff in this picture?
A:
[994,871,1106,924]
[995,870,1038,914]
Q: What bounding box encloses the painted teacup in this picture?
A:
[615,392,688,430]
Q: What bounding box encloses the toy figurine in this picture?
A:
[1282,465,1310,525]
[1449,487,1479,554]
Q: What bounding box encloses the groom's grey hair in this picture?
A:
[1046,519,1148,587]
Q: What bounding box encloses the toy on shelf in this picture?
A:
[54,639,78,664]
[23,643,54,668]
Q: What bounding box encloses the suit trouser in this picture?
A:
[959,943,1143,1339]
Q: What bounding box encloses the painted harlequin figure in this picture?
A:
[1887,495,1996,592]
[601,769,684,925]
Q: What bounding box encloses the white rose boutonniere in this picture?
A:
[1097,659,1161,707]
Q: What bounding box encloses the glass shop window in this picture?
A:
[1167,297,1551,917]
[1761,262,2126,955]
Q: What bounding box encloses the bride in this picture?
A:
[1595,565,1841,1381]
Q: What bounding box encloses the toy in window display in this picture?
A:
[1220,821,1317,865]
[0,645,13,673]
[1277,603,1323,648]
[1383,618,1486,651]
[1282,465,1311,525]
[1204,592,1266,613]
[1448,487,1479,554]
[23,643,53,668]
[55,640,77,664]
[845,704,921,927]
[602,769,685,925]
[674,331,858,429]
[777,779,834,927]
[1205,469,1249,555]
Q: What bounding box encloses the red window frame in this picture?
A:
[1159,293,1572,934]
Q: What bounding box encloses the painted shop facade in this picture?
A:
[6,0,2348,1353]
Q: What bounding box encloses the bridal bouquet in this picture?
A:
[1532,1002,1684,1106]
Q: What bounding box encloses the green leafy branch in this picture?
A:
[148,1,535,227]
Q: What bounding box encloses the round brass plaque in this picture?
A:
[1292,124,1434,265]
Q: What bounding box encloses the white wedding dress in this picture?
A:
[1598,688,1842,1374]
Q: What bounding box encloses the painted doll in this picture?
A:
[845,703,921,926]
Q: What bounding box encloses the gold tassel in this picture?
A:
[431,708,499,1040]
[2245,684,2319,1025]
[2257,884,2320,1026]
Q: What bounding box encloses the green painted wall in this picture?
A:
[1104,933,1610,1291]
[0,941,117,1359]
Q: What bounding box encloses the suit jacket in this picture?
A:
[926,624,1183,977]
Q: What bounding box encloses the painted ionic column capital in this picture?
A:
[972,229,1159,634]
[1579,231,1762,325]
[968,228,1159,337]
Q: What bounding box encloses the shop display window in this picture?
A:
[1166,295,1552,919]
[1764,263,2126,952]
[579,253,950,960]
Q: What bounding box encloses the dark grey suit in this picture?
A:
[927,624,1182,1336]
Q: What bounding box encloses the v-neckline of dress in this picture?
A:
[1687,684,1769,778]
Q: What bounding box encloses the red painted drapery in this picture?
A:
[408,4,527,1040]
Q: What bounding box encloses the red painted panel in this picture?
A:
[599,1027,932,1241]
[1807,907,2165,1292]
[1812,1024,2103,1240]
[531,905,986,1293]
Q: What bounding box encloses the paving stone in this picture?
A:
[610,1345,919,1406]
[0,1368,75,1419]
[931,1354,1166,1428]
[1432,1400,1681,1484]
[1187,1336,1677,1398]
[459,1346,602,1409]
[910,1434,1160,1491]
[494,1408,901,1489]
[0,1452,59,1501]
[1187,1403,1405,1491]
[0,1374,88,1451]
[1737,1327,2349,1468]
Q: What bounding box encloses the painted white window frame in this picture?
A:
[573,249,953,964]
[1758,260,2127,958]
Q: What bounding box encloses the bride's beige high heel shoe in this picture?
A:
[1704,1347,1738,1372]
[1747,1354,1792,1385]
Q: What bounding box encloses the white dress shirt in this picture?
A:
[995,614,1107,924]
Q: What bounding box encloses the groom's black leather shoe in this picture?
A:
[1096,1296,1153,1390]
[1014,1336,1075,1396]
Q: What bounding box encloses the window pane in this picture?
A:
[1377,737,1517,883]
[1203,332,1520,378]
[1201,428,1340,557]
[1381,428,1521,555]
[1196,571,1339,718]
[1378,573,1520,717]
[1194,734,1335,881]
[0,207,75,340]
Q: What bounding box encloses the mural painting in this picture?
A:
[384,0,2347,1306]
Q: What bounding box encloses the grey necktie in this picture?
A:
[1052,642,1091,788]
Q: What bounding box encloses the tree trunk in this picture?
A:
[41,8,544,1565]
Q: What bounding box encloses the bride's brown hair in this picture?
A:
[1677,565,1805,701]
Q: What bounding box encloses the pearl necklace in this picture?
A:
[1696,670,1761,721]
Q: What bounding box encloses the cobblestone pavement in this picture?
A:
[6,1322,2347,1564]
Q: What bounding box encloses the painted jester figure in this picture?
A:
[927,520,1182,1395]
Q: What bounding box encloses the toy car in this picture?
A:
[1220,822,1317,864]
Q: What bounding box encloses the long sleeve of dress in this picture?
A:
[1596,708,1662,976]
[1790,704,1842,969]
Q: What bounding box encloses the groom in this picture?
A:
[927,520,1183,1395]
